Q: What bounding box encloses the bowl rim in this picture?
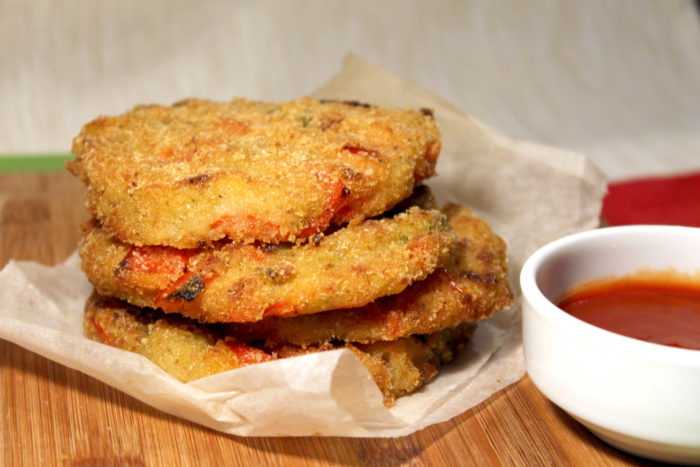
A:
[520,224,700,365]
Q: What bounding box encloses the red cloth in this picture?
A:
[602,170,700,227]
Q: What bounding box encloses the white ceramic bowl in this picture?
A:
[520,225,700,464]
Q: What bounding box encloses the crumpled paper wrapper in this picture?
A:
[0,55,606,437]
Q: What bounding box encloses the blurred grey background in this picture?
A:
[1,0,699,179]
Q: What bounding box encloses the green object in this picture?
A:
[0,154,73,172]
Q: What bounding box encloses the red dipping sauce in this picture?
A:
[557,271,700,351]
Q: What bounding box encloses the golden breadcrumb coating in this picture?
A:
[274,323,476,406]
[84,293,272,382]
[79,207,452,322]
[84,292,475,406]
[68,98,441,248]
[225,204,513,345]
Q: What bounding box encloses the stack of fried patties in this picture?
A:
[67,97,513,406]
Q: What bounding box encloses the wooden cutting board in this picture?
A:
[0,171,647,466]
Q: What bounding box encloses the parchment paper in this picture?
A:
[0,55,606,437]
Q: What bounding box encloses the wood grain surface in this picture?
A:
[0,172,656,466]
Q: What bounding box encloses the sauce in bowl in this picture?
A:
[557,271,700,351]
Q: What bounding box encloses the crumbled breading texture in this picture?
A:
[84,292,475,406]
[80,206,453,322]
[68,98,441,248]
[225,204,513,344]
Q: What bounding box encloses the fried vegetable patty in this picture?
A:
[80,207,452,322]
[84,292,476,406]
[68,98,441,248]
[225,204,513,345]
